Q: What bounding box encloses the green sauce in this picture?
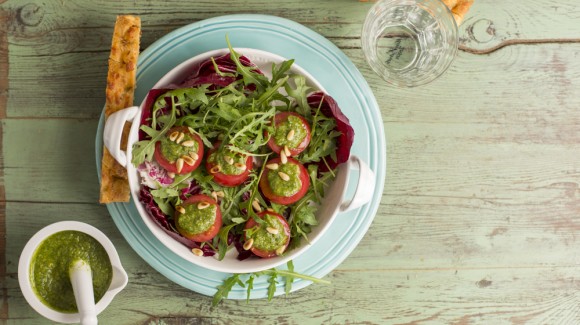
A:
[207,149,246,176]
[177,204,217,235]
[273,115,308,148]
[160,133,198,163]
[251,215,288,251]
[29,231,112,313]
[267,162,302,197]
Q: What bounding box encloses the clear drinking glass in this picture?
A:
[361,0,458,87]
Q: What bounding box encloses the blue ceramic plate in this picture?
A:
[95,14,385,299]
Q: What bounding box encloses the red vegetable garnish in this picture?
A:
[307,92,354,171]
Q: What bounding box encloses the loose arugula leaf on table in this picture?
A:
[266,273,279,301]
[285,260,295,296]
[211,265,330,306]
[212,274,244,306]
[246,274,255,303]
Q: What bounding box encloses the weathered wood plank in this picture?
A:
[4,0,580,323]
[2,119,100,203]
[2,0,580,118]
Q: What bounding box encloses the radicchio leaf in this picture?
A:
[179,53,261,88]
[307,92,354,171]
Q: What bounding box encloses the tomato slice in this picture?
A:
[175,194,222,242]
[266,112,311,156]
[259,157,310,205]
[205,142,253,187]
[244,211,291,258]
[154,126,204,175]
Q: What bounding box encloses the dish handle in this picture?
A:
[339,155,377,213]
[103,106,139,168]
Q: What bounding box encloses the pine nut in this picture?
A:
[283,145,292,157]
[266,227,279,235]
[266,208,274,212]
[252,199,262,213]
[189,151,199,160]
[287,129,295,141]
[167,172,175,178]
[234,162,247,171]
[215,191,225,198]
[278,172,290,181]
[181,155,194,166]
[197,202,210,209]
[182,140,195,147]
[169,131,179,141]
[211,191,218,201]
[266,163,279,170]
[176,158,184,173]
[224,156,234,165]
[176,206,186,214]
[192,248,203,256]
[280,150,288,164]
[210,165,221,174]
[243,238,254,250]
[275,246,285,255]
[176,132,185,144]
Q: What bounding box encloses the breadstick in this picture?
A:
[99,15,141,203]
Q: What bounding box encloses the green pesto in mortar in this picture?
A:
[29,231,112,313]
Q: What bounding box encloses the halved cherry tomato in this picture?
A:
[266,112,311,156]
[259,157,310,205]
[244,211,291,258]
[205,142,253,187]
[154,126,204,175]
[175,194,222,242]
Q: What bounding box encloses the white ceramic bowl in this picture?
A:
[104,48,376,273]
[18,221,128,323]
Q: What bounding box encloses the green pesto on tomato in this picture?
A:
[177,204,217,235]
[207,150,246,176]
[273,115,308,148]
[250,215,289,251]
[30,231,112,313]
[160,133,198,163]
[267,162,302,197]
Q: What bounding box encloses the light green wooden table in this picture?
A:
[3,0,580,324]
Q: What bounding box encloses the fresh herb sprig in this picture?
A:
[212,261,330,306]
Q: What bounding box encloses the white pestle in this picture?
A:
[69,260,98,325]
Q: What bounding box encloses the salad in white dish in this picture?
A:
[131,39,355,264]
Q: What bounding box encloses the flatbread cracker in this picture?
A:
[99,15,141,203]
[441,0,474,25]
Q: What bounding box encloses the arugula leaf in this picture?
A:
[246,274,255,303]
[285,75,311,115]
[212,274,244,306]
[285,260,295,296]
[267,273,279,301]
[256,76,289,107]
[150,187,180,199]
[226,35,268,90]
[132,97,178,166]
[271,59,294,84]
[217,223,238,261]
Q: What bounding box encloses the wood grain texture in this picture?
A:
[3,0,580,324]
